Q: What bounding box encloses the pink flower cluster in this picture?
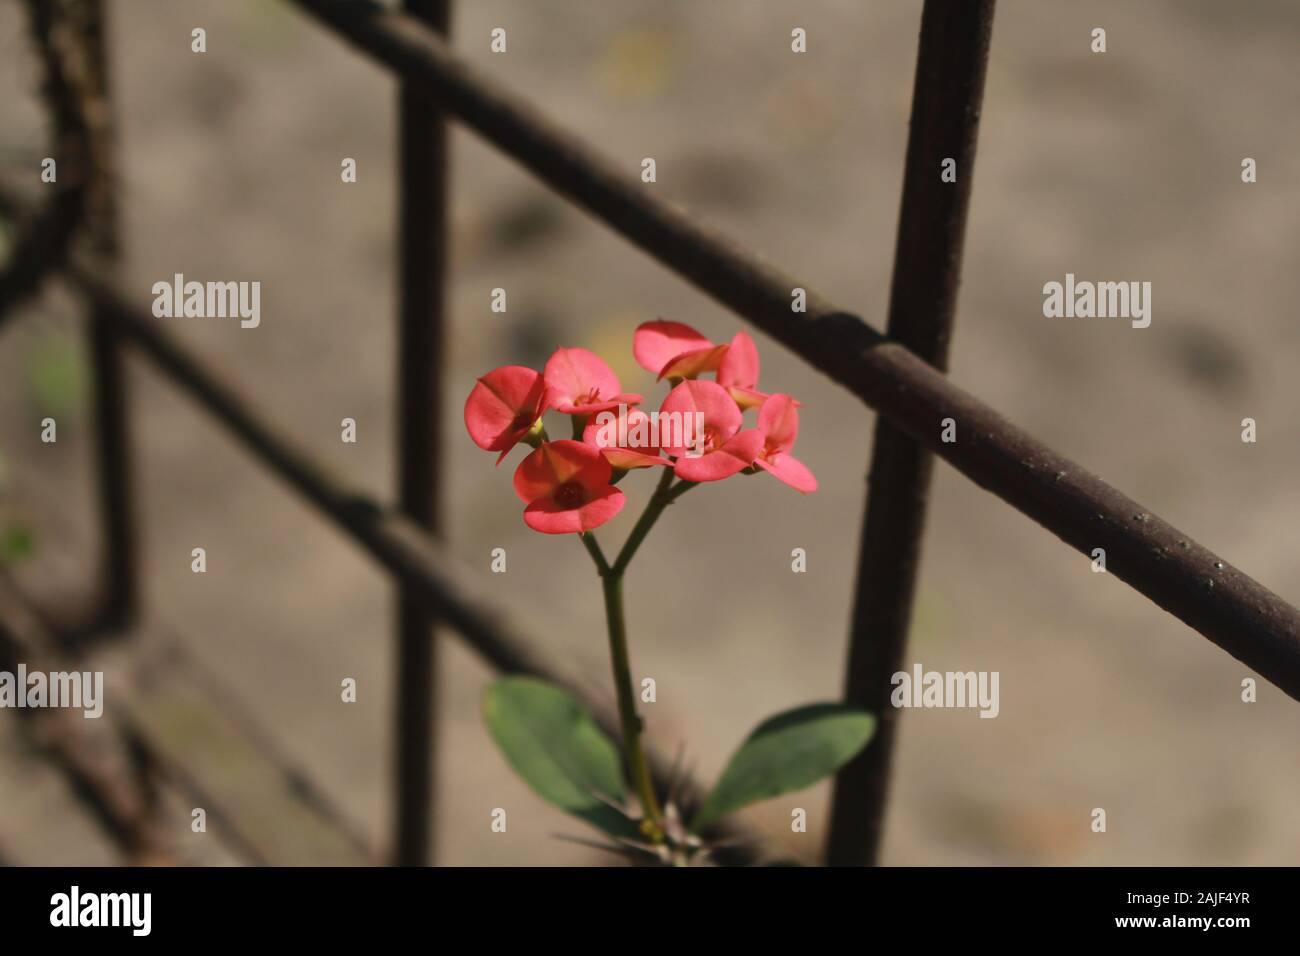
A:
[464,320,816,534]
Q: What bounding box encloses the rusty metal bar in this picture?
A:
[392,0,450,870]
[826,0,996,867]
[284,0,1300,700]
[83,0,139,634]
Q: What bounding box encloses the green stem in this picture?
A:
[600,571,663,832]
[612,469,695,576]
[576,474,697,836]
[579,529,610,576]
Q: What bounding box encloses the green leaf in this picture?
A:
[692,703,875,831]
[482,677,636,839]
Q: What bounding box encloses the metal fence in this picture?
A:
[2,0,1298,867]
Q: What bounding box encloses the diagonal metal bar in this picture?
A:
[392,0,451,870]
[827,0,996,867]
[284,0,1300,700]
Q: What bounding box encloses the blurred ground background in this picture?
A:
[0,0,1297,865]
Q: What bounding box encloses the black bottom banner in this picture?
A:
[0,865,1282,942]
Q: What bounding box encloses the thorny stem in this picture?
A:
[579,469,697,837]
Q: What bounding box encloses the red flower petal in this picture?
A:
[756,453,818,493]
[758,393,801,454]
[657,343,730,381]
[523,484,625,534]
[559,392,643,416]
[603,448,671,470]
[544,348,627,412]
[584,407,659,451]
[726,385,771,412]
[632,320,714,376]
[658,379,742,458]
[512,440,611,504]
[717,331,760,389]
[674,428,764,482]
[582,407,666,469]
[464,365,547,452]
[582,407,670,469]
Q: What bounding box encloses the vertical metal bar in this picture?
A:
[825,0,995,867]
[84,0,139,633]
[393,0,450,867]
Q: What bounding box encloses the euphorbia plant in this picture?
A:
[465,320,874,865]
